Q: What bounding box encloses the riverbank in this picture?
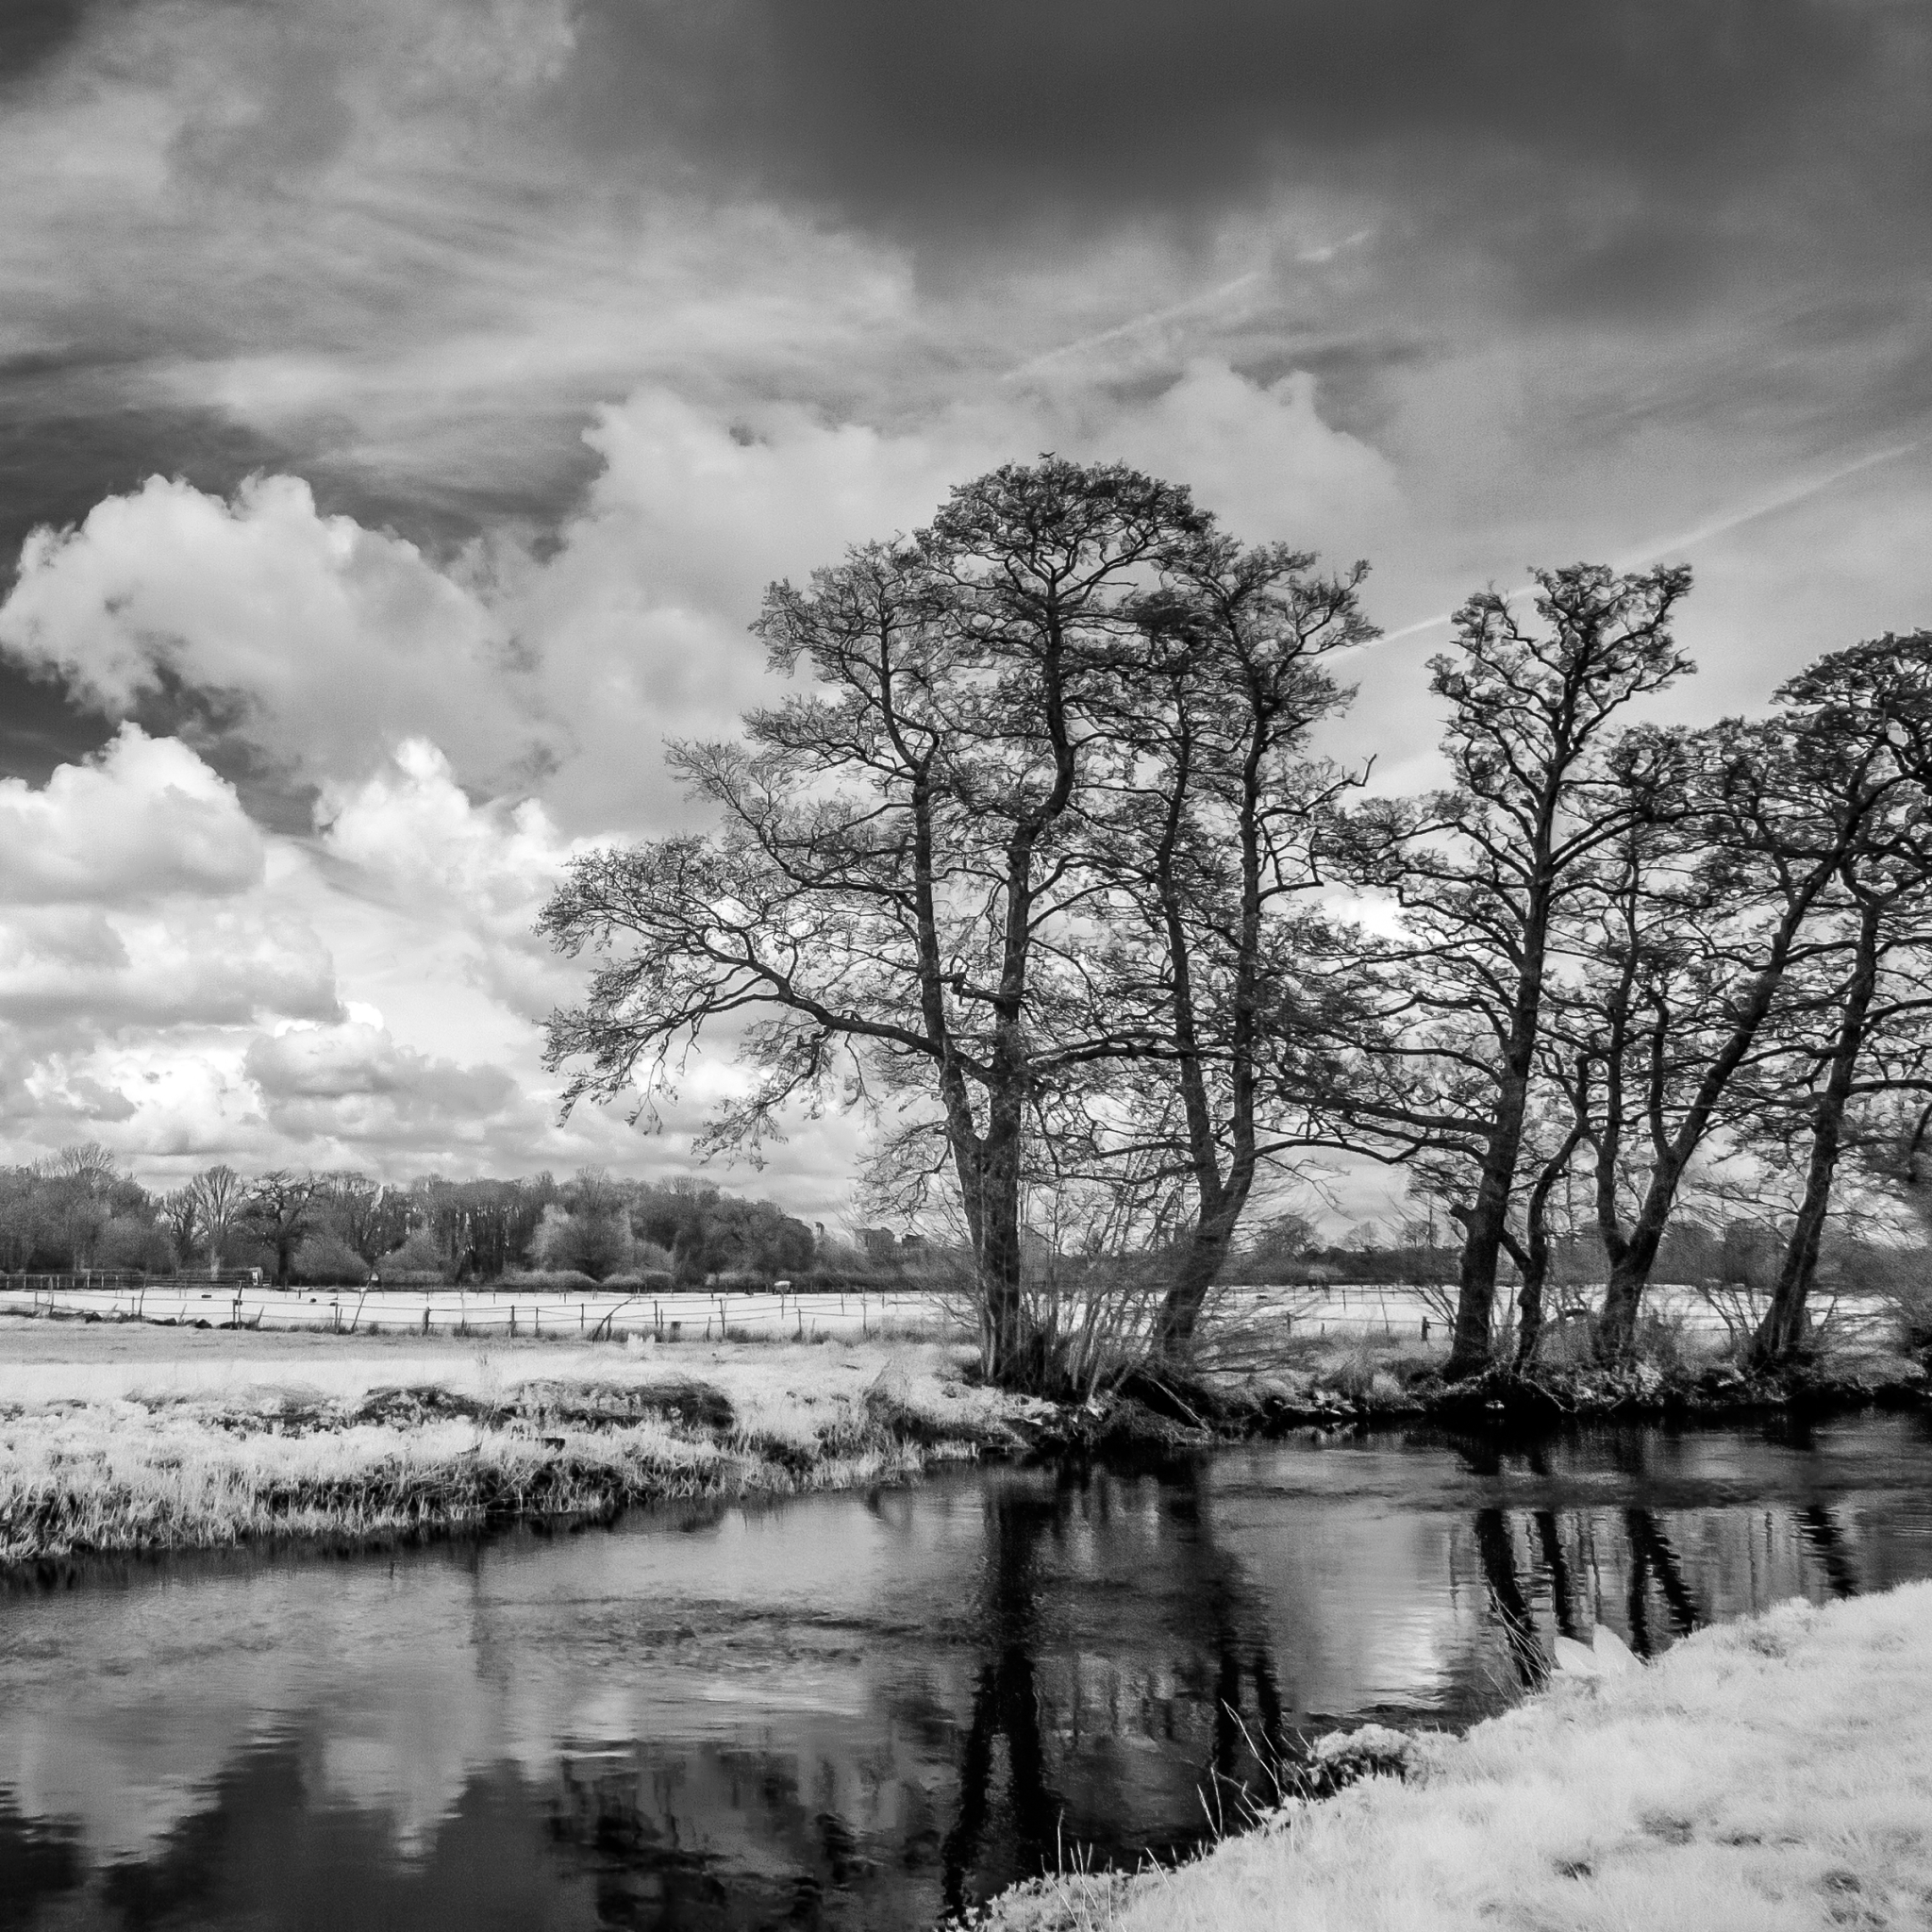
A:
[971,1577,1932,1931]
[1173,1332,1931,1442]
[0,1317,1045,1565]
[5,1310,1926,1563]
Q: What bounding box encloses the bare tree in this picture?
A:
[1744,637,1932,1362]
[1329,563,1694,1377]
[1576,639,1932,1359]
[1082,536,1372,1352]
[159,1187,202,1266]
[244,1170,322,1287]
[185,1165,250,1278]
[541,459,1211,1387]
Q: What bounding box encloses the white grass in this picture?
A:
[997,1581,1932,1931]
[0,1323,1035,1561]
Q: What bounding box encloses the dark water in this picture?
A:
[4,1411,1932,1930]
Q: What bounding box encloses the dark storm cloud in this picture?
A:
[570,0,1927,305]
[0,0,90,86]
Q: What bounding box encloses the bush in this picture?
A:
[94,1216,178,1274]
[375,1229,447,1282]
[532,1205,631,1282]
[291,1234,370,1287]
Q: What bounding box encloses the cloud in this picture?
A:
[0,903,340,1038]
[1,365,1396,831]
[0,475,556,796]
[314,739,579,1024]
[563,1,1927,293]
[0,722,264,903]
[243,1020,522,1149]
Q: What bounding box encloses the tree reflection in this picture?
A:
[1798,1503,1860,1598]
[939,1481,1064,1916]
[1623,1508,1700,1656]
[1472,1509,1549,1689]
[1533,1511,1581,1641]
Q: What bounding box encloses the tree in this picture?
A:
[159,1187,203,1266]
[245,1171,323,1288]
[542,459,1212,1387]
[1574,640,1932,1360]
[1743,637,1932,1363]
[1329,564,1694,1377]
[35,1141,125,1269]
[1080,536,1371,1352]
[185,1165,250,1277]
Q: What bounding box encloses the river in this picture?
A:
[4,1410,1930,1929]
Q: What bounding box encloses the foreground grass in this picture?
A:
[0,1318,1042,1563]
[982,1580,1932,1932]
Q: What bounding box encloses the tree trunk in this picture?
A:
[1751,900,1883,1368]
[1597,1232,1663,1361]
[1445,1094,1524,1378]
[1513,1123,1587,1370]
[970,1100,1030,1385]
[1155,1199,1241,1353]
[1593,884,1829,1362]
[1446,907,1550,1379]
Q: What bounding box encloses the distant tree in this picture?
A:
[315,1174,406,1265]
[245,1171,323,1288]
[185,1165,250,1277]
[158,1187,203,1267]
[0,1169,44,1271]
[38,1141,127,1268]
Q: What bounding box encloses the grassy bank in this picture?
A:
[974,1580,1932,1932]
[1175,1328,1932,1439]
[0,1317,1043,1564]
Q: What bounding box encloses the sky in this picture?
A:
[1,0,1929,1220]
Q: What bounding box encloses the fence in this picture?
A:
[0,1277,970,1343]
[0,1274,1895,1349]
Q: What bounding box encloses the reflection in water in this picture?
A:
[2,1412,1930,1929]
[940,1482,1060,1915]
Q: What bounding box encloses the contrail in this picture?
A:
[1370,439,1922,649]
[1002,271,1266,380]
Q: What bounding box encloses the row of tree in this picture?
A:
[540,458,1932,1389]
[0,1150,820,1288]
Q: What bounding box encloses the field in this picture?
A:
[0,1315,1042,1565]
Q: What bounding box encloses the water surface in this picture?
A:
[5,1410,1931,1929]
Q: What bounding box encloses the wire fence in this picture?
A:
[0,1274,1897,1349]
[0,1278,971,1342]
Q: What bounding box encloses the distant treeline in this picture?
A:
[0,1144,887,1290]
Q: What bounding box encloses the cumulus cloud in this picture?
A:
[0,723,264,905]
[0,475,555,796]
[1,365,1397,834]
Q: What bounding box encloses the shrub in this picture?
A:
[375,1229,447,1282]
[532,1204,631,1282]
[94,1216,178,1274]
[291,1234,370,1287]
